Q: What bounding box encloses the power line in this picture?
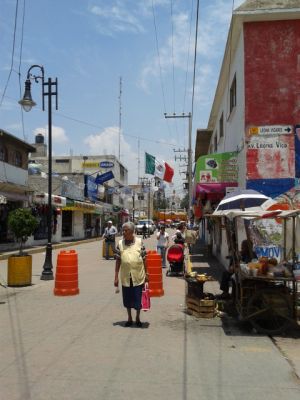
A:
[183,0,194,113]
[17,0,26,142]
[0,0,19,107]
[170,0,180,141]
[151,0,173,139]
[191,0,199,119]
[0,92,178,147]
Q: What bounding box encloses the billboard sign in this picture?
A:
[195,151,238,183]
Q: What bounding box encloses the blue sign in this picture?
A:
[100,161,114,169]
[85,175,98,201]
[95,171,114,185]
[255,246,282,262]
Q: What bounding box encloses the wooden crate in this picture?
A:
[186,296,216,318]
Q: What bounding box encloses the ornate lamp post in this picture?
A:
[19,65,58,280]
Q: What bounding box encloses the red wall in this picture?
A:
[244,20,300,126]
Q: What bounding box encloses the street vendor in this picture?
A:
[219,239,255,299]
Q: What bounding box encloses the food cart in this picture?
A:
[213,209,300,334]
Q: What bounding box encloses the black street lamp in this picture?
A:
[19,65,58,280]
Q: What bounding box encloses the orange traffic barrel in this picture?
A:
[146,250,164,297]
[54,250,79,296]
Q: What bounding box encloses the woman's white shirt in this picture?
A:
[157,231,169,247]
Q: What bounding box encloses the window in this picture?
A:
[219,113,224,138]
[214,135,218,152]
[14,151,22,167]
[230,75,237,113]
[55,159,69,163]
[0,146,8,162]
[120,164,125,180]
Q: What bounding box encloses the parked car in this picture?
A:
[135,219,156,235]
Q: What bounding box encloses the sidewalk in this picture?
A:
[0,235,300,400]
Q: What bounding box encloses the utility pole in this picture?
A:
[118,76,122,161]
[164,112,193,220]
[140,177,153,237]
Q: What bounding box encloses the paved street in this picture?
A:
[0,233,300,400]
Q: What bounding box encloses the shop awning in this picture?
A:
[195,182,238,200]
[62,200,96,213]
[0,182,33,202]
[33,193,67,207]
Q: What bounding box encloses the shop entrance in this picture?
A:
[62,210,73,237]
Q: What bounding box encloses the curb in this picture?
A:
[0,237,101,261]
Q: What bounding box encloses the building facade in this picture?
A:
[194,0,300,265]
[0,129,35,249]
[29,134,129,242]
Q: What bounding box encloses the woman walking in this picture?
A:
[156,226,169,267]
[114,221,148,327]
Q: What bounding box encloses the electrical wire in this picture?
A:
[17,0,26,142]
[170,0,180,142]
[151,0,173,139]
[0,0,19,107]
[183,0,194,113]
[191,0,199,122]
[0,92,178,148]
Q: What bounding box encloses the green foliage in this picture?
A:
[8,208,38,255]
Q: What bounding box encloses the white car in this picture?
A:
[135,219,156,235]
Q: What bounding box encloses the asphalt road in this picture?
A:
[0,232,299,400]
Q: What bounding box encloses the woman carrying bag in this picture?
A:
[114,221,149,327]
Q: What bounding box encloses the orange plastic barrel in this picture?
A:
[146,250,164,297]
[54,250,79,296]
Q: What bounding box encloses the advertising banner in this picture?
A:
[95,171,114,185]
[195,151,238,183]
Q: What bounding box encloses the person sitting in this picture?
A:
[219,239,255,299]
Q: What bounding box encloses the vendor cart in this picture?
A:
[215,209,300,335]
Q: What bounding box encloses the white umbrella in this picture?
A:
[215,189,272,212]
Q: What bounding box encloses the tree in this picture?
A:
[8,208,38,256]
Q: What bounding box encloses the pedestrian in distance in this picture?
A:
[142,222,148,239]
[102,220,118,260]
[173,222,186,245]
[156,226,169,268]
[114,221,149,328]
[185,227,198,254]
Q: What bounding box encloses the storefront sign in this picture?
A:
[81,162,100,168]
[195,152,238,183]
[99,161,114,168]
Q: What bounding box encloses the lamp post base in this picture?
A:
[41,243,54,280]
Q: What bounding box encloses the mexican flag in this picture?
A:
[145,152,174,183]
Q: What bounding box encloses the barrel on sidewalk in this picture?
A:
[146,250,164,297]
[54,250,79,296]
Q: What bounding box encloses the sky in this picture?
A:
[0,0,244,197]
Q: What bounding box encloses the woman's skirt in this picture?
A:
[122,283,143,310]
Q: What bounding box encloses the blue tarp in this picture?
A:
[246,178,294,198]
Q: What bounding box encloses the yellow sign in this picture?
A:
[249,127,259,135]
[81,162,99,168]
